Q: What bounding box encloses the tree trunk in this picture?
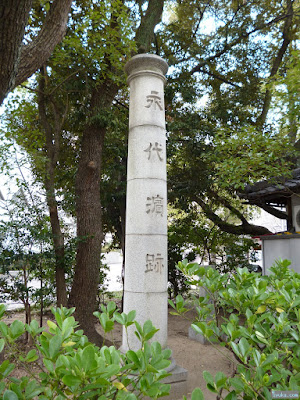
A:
[0,0,32,103]
[68,87,116,345]
[38,70,68,307]
[45,183,68,307]
[68,123,105,344]
[135,0,164,52]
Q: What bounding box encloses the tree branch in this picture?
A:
[198,68,241,88]
[249,201,288,220]
[0,0,32,103]
[194,195,272,236]
[14,0,72,89]
[208,190,249,224]
[190,12,293,75]
[256,0,294,126]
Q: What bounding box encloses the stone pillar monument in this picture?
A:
[122,54,187,399]
[122,54,169,351]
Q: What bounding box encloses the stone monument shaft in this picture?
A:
[122,54,169,351]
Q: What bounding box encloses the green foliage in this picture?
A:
[0,304,171,399]
[163,0,299,238]
[52,0,136,85]
[216,235,259,274]
[0,184,58,315]
[170,259,300,398]
[206,126,295,191]
[167,206,259,295]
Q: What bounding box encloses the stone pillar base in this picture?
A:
[119,349,188,399]
[121,363,188,400]
[160,364,188,400]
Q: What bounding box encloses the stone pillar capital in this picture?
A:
[125,54,168,84]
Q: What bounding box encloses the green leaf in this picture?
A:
[0,322,8,336]
[175,294,184,309]
[224,391,238,400]
[151,359,170,370]
[231,342,241,358]
[43,359,54,373]
[114,312,125,325]
[134,321,143,337]
[215,371,227,388]
[61,317,75,335]
[127,310,136,323]
[25,349,38,362]
[0,304,6,319]
[102,364,120,378]
[81,345,96,372]
[144,328,159,341]
[203,371,214,385]
[230,377,244,391]
[126,350,140,367]
[1,361,15,377]
[191,388,204,400]
[0,339,4,353]
[206,383,217,393]
[191,322,205,335]
[124,394,137,400]
[100,313,108,329]
[47,321,58,332]
[3,390,18,400]
[107,301,116,315]
[24,380,43,398]
[239,337,250,357]
[168,299,175,309]
[255,331,269,345]
[8,383,21,399]
[62,374,81,387]
[29,320,39,332]
[49,334,62,359]
[143,320,155,335]
[10,320,24,339]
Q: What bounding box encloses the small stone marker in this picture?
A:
[122,53,187,398]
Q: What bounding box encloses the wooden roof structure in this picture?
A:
[238,169,300,230]
[239,168,300,208]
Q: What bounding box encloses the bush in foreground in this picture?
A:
[0,303,171,399]
[172,259,300,399]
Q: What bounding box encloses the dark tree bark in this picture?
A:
[0,0,32,104]
[38,67,68,307]
[68,84,118,345]
[0,0,72,104]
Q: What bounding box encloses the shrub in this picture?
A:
[0,303,171,399]
[171,259,300,399]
